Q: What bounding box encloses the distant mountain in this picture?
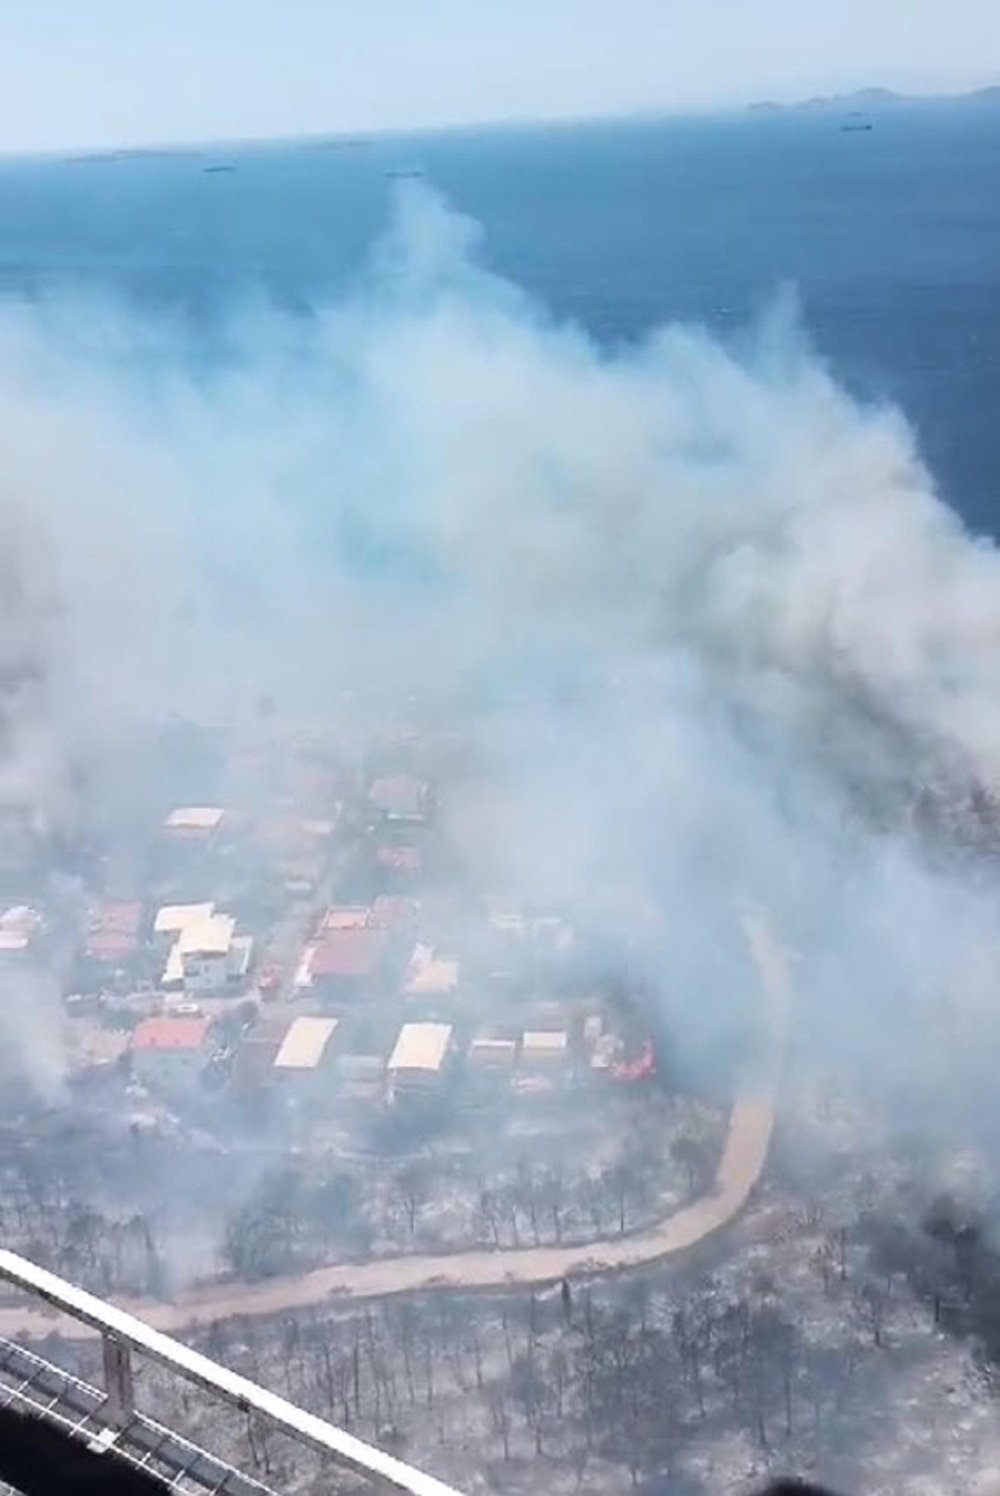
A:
[748,84,1000,116]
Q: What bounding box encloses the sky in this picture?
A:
[0,0,997,154]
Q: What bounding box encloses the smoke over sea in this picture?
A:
[0,184,998,1136]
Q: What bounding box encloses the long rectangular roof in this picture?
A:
[522,1030,568,1055]
[274,1016,339,1071]
[387,1022,452,1074]
[164,806,224,832]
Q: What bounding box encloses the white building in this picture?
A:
[387,1021,452,1095]
[157,903,252,994]
[163,806,225,835]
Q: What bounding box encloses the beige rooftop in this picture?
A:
[388,1022,452,1074]
[274,1016,339,1071]
[154,902,214,936]
[178,913,235,957]
[522,1030,568,1054]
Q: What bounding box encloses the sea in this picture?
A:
[0,99,999,532]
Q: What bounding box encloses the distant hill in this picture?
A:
[749,84,1000,116]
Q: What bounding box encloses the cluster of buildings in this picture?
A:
[106,865,646,1117]
[0,726,655,1134]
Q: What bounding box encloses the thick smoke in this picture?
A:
[1,184,1000,1133]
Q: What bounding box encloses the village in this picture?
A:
[0,718,726,1292]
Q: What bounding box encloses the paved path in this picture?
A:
[1,916,789,1339]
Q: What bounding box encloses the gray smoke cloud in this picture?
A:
[0,184,998,1138]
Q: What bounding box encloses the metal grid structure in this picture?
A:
[0,1251,466,1496]
[0,1335,277,1496]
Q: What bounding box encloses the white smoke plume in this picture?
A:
[0,183,998,1121]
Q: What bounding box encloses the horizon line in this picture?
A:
[1,76,997,167]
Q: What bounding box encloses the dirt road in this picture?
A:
[0,916,789,1339]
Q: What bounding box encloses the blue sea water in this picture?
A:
[0,101,998,530]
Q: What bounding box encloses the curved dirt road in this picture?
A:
[0,916,789,1339]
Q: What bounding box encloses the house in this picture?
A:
[84,901,141,967]
[468,1037,518,1070]
[371,896,418,930]
[163,806,225,838]
[272,1016,339,1099]
[0,897,44,969]
[306,927,388,1003]
[589,1034,619,1074]
[520,1030,569,1069]
[176,912,236,991]
[368,776,428,824]
[274,1015,339,1069]
[157,904,252,994]
[0,906,43,964]
[403,943,459,1000]
[387,1021,452,1095]
[130,1016,211,1093]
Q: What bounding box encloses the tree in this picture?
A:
[477,1186,502,1247]
[393,1160,432,1241]
[748,1305,797,1440]
[671,1135,711,1194]
[603,1164,632,1235]
[510,1352,549,1454]
[486,1389,511,1461]
[312,1172,363,1248]
[856,1281,887,1347]
[223,1205,286,1279]
[539,1167,566,1243]
[223,1168,302,1279]
[516,1157,541,1245]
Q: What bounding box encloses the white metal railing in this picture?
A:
[0,1250,466,1496]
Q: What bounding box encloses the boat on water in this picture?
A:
[203,163,237,174]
